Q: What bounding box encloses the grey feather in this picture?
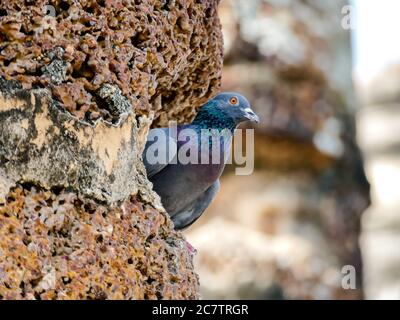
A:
[172,180,220,230]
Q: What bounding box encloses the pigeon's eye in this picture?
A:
[229,96,239,106]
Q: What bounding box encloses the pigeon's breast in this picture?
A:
[150,162,221,216]
[149,128,232,216]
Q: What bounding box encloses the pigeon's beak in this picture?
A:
[244,107,260,123]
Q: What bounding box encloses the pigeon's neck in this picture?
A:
[192,104,237,132]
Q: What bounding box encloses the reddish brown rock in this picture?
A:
[0,185,198,300]
[0,0,223,125]
[0,0,224,300]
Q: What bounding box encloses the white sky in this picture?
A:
[352,0,400,84]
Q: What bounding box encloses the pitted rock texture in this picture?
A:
[0,79,153,205]
[0,185,199,300]
[185,0,370,300]
[0,0,223,125]
[0,0,225,300]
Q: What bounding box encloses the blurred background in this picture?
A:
[186,0,400,300]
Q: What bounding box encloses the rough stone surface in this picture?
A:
[0,185,198,300]
[0,0,224,300]
[0,0,223,125]
[0,76,200,301]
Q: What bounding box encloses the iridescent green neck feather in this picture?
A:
[192,101,237,131]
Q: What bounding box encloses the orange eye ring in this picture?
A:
[229,96,239,106]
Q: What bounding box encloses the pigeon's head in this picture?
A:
[213,92,259,124]
[193,92,259,130]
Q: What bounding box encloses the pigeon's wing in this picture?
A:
[142,127,177,178]
[172,180,220,230]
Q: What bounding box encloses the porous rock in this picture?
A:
[0,0,224,300]
[0,82,152,205]
[0,185,198,300]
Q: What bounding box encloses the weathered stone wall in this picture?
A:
[0,0,223,300]
[358,63,400,299]
[0,0,222,125]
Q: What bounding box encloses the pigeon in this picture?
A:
[142,92,259,230]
